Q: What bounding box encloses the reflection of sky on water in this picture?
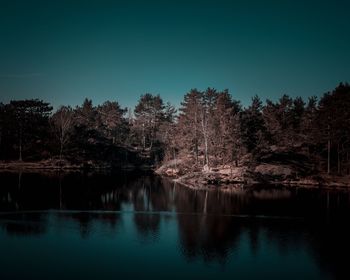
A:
[0,171,349,279]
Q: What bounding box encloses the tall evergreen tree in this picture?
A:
[212,90,241,166]
[241,95,266,154]
[9,99,52,160]
[177,89,203,165]
[317,83,350,174]
[97,101,128,144]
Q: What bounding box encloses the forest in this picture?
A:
[0,83,349,179]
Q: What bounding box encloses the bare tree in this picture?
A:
[134,94,164,150]
[51,106,73,160]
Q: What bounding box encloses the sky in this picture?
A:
[0,0,349,109]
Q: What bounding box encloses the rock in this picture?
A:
[202,164,210,173]
[254,164,294,180]
[155,159,183,175]
[165,168,179,176]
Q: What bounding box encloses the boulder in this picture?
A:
[254,164,294,180]
[155,159,183,175]
[165,168,180,176]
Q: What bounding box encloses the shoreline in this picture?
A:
[172,176,350,191]
[156,163,350,190]
[0,160,153,172]
[1,160,349,190]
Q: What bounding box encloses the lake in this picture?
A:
[0,171,349,279]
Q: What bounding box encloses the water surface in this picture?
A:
[0,171,349,279]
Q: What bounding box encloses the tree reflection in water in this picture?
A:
[0,171,349,279]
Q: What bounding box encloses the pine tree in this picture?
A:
[317,83,350,174]
[212,90,241,166]
[241,95,266,154]
[9,99,52,161]
[200,88,218,168]
[177,89,203,165]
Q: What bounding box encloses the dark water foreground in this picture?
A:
[0,171,349,280]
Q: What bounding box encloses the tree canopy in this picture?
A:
[0,83,349,175]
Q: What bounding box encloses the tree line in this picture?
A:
[0,83,349,175]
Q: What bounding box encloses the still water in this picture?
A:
[0,171,349,279]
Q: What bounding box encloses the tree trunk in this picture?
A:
[337,143,341,175]
[201,115,209,168]
[19,136,22,161]
[0,130,2,159]
[194,111,198,165]
[149,124,155,150]
[142,123,146,150]
[173,148,177,170]
[327,125,330,174]
[195,139,199,165]
[204,136,209,167]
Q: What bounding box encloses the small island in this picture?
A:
[1,84,349,189]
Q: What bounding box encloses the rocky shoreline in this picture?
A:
[1,159,349,190]
[156,160,350,190]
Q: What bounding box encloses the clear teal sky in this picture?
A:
[0,0,349,109]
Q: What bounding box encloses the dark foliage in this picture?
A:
[0,83,349,175]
